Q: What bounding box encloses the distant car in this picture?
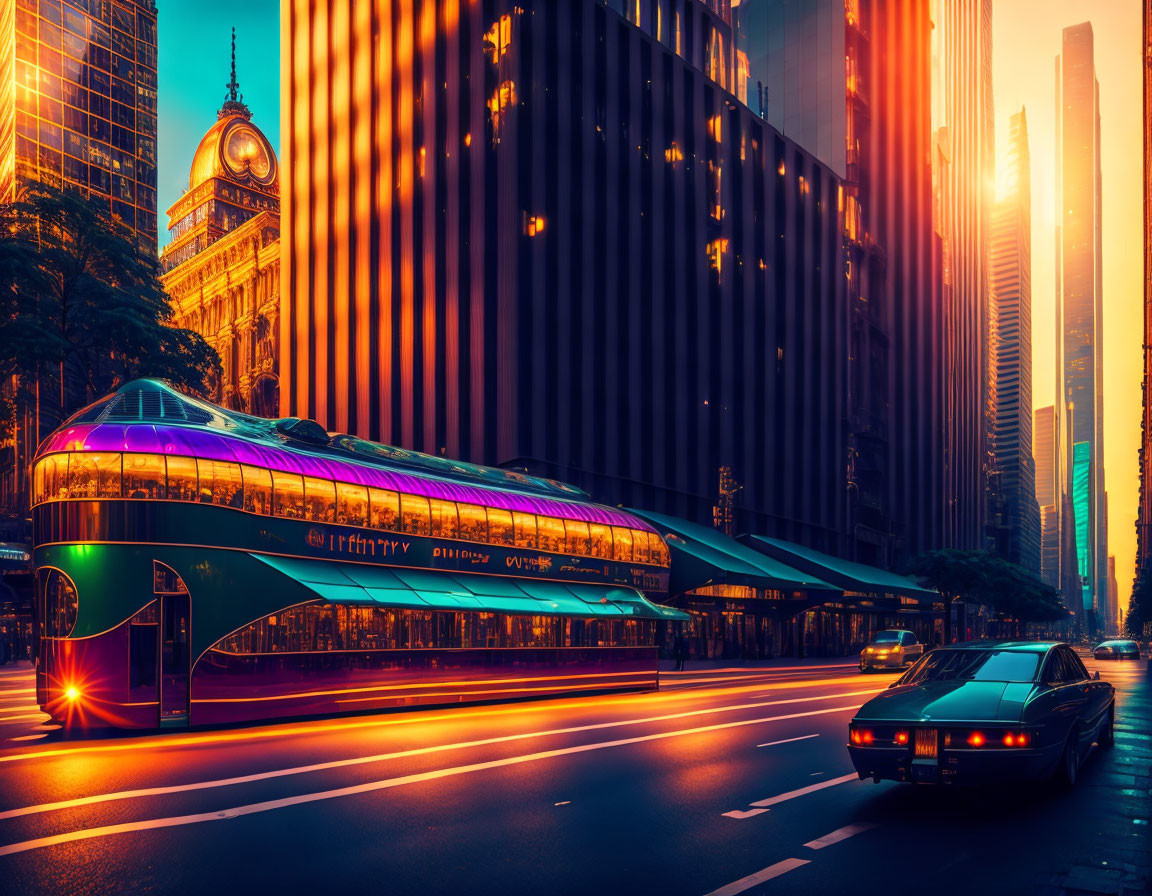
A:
[847,642,1114,786]
[859,630,924,672]
[1093,640,1140,660]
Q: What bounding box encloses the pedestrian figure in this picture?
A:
[674,633,687,671]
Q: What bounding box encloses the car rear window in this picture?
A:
[898,649,1040,684]
[872,631,901,643]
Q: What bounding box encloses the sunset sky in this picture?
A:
[993,0,1143,616]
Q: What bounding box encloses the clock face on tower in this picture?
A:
[223,122,275,184]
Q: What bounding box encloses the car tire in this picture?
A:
[1100,707,1115,748]
[1056,731,1079,787]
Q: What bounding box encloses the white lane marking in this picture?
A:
[0,713,47,723]
[756,734,819,749]
[703,858,811,896]
[0,704,865,857]
[809,772,823,777]
[722,808,771,820]
[803,822,878,850]
[0,685,881,767]
[554,801,570,806]
[748,773,860,809]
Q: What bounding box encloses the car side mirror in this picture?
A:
[1093,671,1101,681]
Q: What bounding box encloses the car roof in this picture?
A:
[1096,639,1136,646]
[940,640,1059,653]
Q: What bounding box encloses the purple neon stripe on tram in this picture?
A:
[38,423,653,531]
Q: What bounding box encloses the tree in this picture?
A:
[0,183,220,509]
[909,549,1067,643]
[1126,560,1152,639]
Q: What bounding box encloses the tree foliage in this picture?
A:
[1126,560,1152,639]
[910,549,1067,625]
[0,183,219,439]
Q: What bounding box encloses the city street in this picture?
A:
[0,655,1147,896]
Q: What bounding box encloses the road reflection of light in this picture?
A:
[2,674,877,765]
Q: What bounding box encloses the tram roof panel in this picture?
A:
[249,553,691,621]
[38,379,654,532]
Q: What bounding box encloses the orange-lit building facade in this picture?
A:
[0,0,158,253]
[282,0,867,557]
[1138,0,1152,590]
[160,60,281,416]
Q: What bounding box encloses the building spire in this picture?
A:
[219,26,252,120]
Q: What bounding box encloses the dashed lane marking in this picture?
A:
[702,858,812,896]
[721,808,771,820]
[757,734,819,748]
[803,822,878,850]
[749,773,860,808]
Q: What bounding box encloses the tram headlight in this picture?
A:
[64,685,81,702]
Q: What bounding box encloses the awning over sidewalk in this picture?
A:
[250,554,690,621]
[739,535,939,602]
[626,509,840,598]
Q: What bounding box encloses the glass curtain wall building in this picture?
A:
[0,0,158,253]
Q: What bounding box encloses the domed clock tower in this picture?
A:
[160,31,281,416]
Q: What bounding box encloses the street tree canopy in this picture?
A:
[0,183,219,436]
[910,549,1067,624]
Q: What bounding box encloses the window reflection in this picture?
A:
[336,482,368,526]
[368,487,400,530]
[30,451,672,568]
[40,567,78,639]
[123,453,165,499]
[241,464,272,515]
[214,602,657,653]
[302,476,336,522]
[272,470,304,519]
[400,493,431,536]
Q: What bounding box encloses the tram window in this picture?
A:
[536,516,566,553]
[457,503,488,542]
[123,453,165,499]
[303,477,336,522]
[512,512,538,549]
[611,527,634,562]
[272,470,305,518]
[41,568,78,639]
[67,452,115,498]
[486,508,515,546]
[428,499,459,539]
[336,481,369,526]
[198,459,244,507]
[241,464,273,515]
[95,453,122,498]
[128,601,158,691]
[368,488,400,530]
[166,456,199,501]
[632,529,652,564]
[34,454,66,503]
[588,523,612,559]
[400,494,431,536]
[33,457,47,504]
[564,520,591,556]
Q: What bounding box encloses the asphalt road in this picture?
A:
[0,654,1148,896]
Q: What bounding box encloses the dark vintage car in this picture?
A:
[1093,640,1141,660]
[859,629,925,672]
[847,642,1114,786]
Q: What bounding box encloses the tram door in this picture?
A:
[159,594,190,725]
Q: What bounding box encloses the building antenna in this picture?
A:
[220,27,251,119]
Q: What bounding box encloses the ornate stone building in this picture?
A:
[160,37,280,416]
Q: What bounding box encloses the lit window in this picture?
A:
[457,503,488,542]
[271,470,305,519]
[536,516,566,553]
[512,512,538,549]
[487,507,515,546]
[123,453,165,499]
[524,213,546,236]
[429,498,459,539]
[401,493,431,536]
[242,464,273,515]
[612,527,634,562]
[564,519,591,556]
[336,481,369,527]
[167,456,199,502]
[368,488,401,530]
[589,523,613,559]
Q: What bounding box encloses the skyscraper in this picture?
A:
[1034,404,1061,589]
[990,108,1040,572]
[732,0,945,566]
[1138,0,1152,588]
[931,0,994,553]
[1056,23,1106,631]
[281,0,854,554]
[0,0,159,253]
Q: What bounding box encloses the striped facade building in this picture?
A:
[281,0,945,565]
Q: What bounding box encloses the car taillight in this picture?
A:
[1001,732,1030,747]
[967,731,985,747]
[894,730,909,745]
[850,728,873,745]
